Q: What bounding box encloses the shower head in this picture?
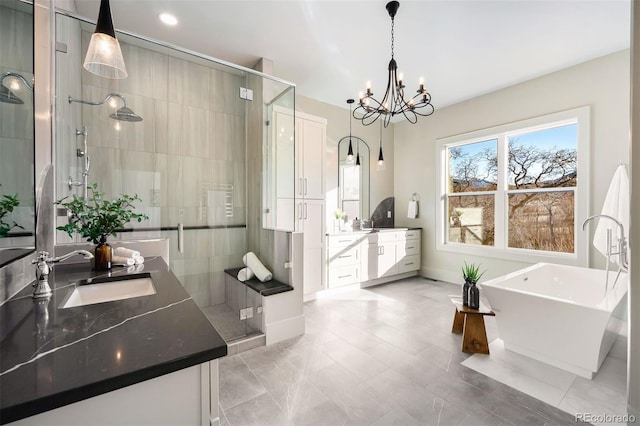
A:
[68,93,143,122]
[110,106,143,122]
[0,72,33,104]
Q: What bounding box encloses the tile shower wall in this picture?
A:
[0,4,34,249]
[55,22,249,308]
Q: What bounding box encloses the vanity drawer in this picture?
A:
[365,231,397,244]
[398,255,421,273]
[328,245,360,267]
[402,230,420,240]
[397,240,421,257]
[328,234,364,247]
[328,264,360,288]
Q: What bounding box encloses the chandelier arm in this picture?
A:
[379,72,395,113]
[399,107,419,124]
[359,94,387,115]
[383,112,392,128]
[355,104,385,127]
[412,104,435,117]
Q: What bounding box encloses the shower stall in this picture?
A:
[54,11,296,345]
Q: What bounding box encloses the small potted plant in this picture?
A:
[0,190,23,237]
[55,183,148,271]
[462,261,485,309]
[334,208,344,233]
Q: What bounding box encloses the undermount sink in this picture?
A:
[61,273,156,309]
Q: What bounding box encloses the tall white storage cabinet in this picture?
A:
[294,112,327,296]
[295,112,327,294]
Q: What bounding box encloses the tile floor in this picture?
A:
[462,337,627,426]
[218,276,591,425]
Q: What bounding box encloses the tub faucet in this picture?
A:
[31,250,94,299]
[582,214,628,290]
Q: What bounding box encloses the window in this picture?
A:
[436,107,589,265]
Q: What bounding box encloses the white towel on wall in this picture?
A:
[407,200,418,219]
[593,164,630,263]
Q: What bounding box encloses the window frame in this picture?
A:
[435,106,590,266]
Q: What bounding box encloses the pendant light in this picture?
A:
[377,121,386,171]
[355,139,361,167]
[346,99,354,164]
[83,0,128,79]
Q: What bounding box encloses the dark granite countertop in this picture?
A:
[326,227,422,236]
[0,256,227,424]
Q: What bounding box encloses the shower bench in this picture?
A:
[450,297,495,355]
[224,268,293,296]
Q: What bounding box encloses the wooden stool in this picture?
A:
[450,297,495,354]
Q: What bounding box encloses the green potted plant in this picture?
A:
[334,208,344,233]
[0,191,23,237]
[55,183,148,271]
[462,261,485,308]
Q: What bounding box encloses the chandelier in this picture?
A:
[354,1,434,127]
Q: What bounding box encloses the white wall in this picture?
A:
[393,50,630,284]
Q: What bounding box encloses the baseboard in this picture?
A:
[420,266,460,285]
[360,271,418,288]
[265,314,305,345]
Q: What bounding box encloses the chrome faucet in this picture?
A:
[31,250,94,299]
[582,214,628,290]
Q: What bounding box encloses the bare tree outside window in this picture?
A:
[446,124,578,253]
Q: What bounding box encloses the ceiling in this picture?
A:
[72,0,631,111]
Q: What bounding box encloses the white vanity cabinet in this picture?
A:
[326,229,421,288]
[327,234,363,288]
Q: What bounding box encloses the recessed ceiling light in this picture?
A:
[159,13,178,26]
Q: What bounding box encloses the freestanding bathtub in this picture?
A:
[480,263,628,379]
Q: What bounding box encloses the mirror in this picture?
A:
[0,0,35,267]
[338,136,369,226]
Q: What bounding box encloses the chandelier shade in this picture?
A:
[83,0,128,79]
[377,121,385,171]
[354,1,434,127]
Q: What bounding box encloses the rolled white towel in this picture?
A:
[237,267,254,282]
[133,255,145,265]
[112,255,135,266]
[114,247,141,258]
[243,252,272,282]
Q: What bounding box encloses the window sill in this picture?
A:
[436,242,584,267]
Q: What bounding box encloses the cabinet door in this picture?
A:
[301,119,325,199]
[365,242,398,280]
[295,118,304,198]
[302,200,325,294]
